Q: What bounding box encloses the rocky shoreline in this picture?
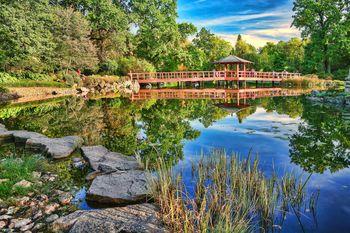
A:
[0,125,166,233]
[306,90,350,108]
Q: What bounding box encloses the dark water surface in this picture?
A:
[0,89,349,233]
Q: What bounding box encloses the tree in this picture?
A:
[53,7,98,71]
[234,35,259,65]
[292,0,350,73]
[86,0,129,62]
[193,28,232,69]
[132,0,182,71]
[178,22,197,41]
[0,0,56,72]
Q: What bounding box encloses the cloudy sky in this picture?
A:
[178,0,300,48]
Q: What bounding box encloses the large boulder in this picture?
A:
[11,130,46,144]
[81,146,141,173]
[86,170,151,205]
[52,204,168,233]
[26,136,84,159]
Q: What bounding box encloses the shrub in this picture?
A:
[99,60,119,75]
[118,57,156,76]
[0,72,18,83]
[13,72,53,81]
[57,71,82,87]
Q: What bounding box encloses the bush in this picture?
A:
[99,60,119,75]
[57,71,82,87]
[0,72,19,83]
[333,68,349,81]
[118,57,156,76]
[13,72,53,81]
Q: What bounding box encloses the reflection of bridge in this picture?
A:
[130,88,311,102]
[130,71,301,84]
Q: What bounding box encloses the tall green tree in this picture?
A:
[292,0,350,74]
[132,0,181,71]
[193,28,232,69]
[0,0,55,72]
[53,7,98,71]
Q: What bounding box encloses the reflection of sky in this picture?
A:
[176,107,350,233]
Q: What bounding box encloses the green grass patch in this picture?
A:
[1,80,69,88]
[0,154,45,198]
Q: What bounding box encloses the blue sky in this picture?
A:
[178,0,300,47]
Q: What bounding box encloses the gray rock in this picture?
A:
[86,170,151,205]
[46,214,59,223]
[81,146,141,173]
[52,204,167,233]
[11,130,46,144]
[20,222,34,231]
[0,124,12,143]
[26,136,83,159]
[14,218,31,229]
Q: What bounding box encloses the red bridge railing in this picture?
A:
[129,71,301,83]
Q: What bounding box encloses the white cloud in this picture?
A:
[217,24,300,48]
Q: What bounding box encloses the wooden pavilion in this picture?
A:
[213,55,253,75]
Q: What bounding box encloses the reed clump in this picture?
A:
[150,151,309,233]
[281,75,342,88]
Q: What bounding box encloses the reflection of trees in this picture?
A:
[259,96,303,118]
[236,107,257,123]
[289,102,350,173]
[0,97,228,166]
[139,99,228,165]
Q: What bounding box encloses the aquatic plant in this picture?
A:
[150,151,312,232]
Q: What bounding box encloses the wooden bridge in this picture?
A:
[129,70,301,84]
[131,88,311,102]
[129,55,301,85]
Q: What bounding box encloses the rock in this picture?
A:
[14,180,32,188]
[86,170,151,205]
[14,218,31,229]
[81,146,141,173]
[59,192,73,205]
[32,222,45,231]
[0,220,6,229]
[72,157,85,169]
[44,203,60,215]
[46,214,59,223]
[20,222,34,232]
[16,197,30,206]
[26,136,84,159]
[0,215,12,220]
[6,206,17,215]
[11,130,46,144]
[311,90,320,96]
[52,204,167,233]
[0,124,13,143]
[33,210,43,220]
[41,173,57,182]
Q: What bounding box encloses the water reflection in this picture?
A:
[0,88,349,231]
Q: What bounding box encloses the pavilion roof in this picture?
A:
[213,55,253,64]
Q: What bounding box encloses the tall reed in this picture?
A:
[149,151,311,232]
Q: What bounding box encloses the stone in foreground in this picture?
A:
[52,204,168,233]
[26,136,83,159]
[86,170,151,205]
[81,146,141,172]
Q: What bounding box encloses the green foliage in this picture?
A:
[0,153,44,198]
[0,72,18,83]
[52,7,98,71]
[99,60,119,75]
[57,71,82,87]
[118,57,156,75]
[193,28,233,70]
[292,0,350,74]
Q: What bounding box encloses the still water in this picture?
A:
[0,88,349,233]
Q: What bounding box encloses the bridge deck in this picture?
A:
[130,71,301,84]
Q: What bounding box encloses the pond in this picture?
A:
[0,88,349,233]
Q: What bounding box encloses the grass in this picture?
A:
[0,153,45,198]
[281,75,343,88]
[0,80,69,88]
[150,151,312,233]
